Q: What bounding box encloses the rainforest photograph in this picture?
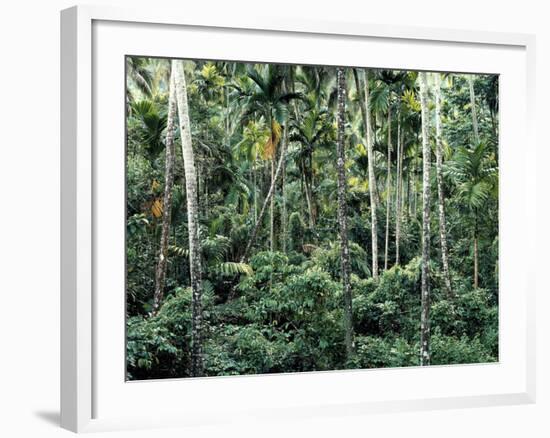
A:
[125,56,499,380]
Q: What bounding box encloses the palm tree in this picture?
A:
[173,59,204,377]
[446,141,497,289]
[233,119,270,225]
[353,68,379,280]
[238,64,299,255]
[419,72,431,366]
[289,108,331,232]
[394,75,420,265]
[152,66,177,315]
[127,57,153,100]
[433,73,453,298]
[335,67,354,360]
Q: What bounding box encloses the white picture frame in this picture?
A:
[60,4,536,433]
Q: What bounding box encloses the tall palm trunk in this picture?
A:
[395,117,403,265]
[353,68,379,280]
[384,106,392,271]
[419,72,431,366]
[336,67,354,360]
[152,69,177,315]
[474,215,479,289]
[303,162,315,230]
[252,158,257,225]
[468,75,480,289]
[434,73,453,298]
[280,75,292,253]
[270,156,275,252]
[173,60,204,377]
[269,113,276,252]
[281,122,288,253]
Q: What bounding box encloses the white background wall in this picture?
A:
[0,1,546,436]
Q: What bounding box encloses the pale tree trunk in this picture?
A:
[303,163,315,230]
[269,112,276,253]
[474,216,479,289]
[384,106,392,271]
[241,125,289,262]
[281,122,288,253]
[336,67,354,360]
[394,117,403,266]
[152,69,177,315]
[468,75,480,289]
[419,72,431,366]
[173,60,204,377]
[433,73,453,298]
[353,68,379,280]
[270,156,275,252]
[253,159,257,225]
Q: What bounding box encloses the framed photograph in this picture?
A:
[61,5,536,433]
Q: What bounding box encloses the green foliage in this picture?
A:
[312,241,371,279]
[126,57,499,379]
[351,336,417,369]
[288,211,305,251]
[430,330,495,365]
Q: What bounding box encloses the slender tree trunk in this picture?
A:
[395,117,403,266]
[241,125,289,262]
[270,156,275,252]
[354,68,379,280]
[336,67,354,360]
[152,69,177,315]
[269,111,276,252]
[474,215,479,289]
[173,60,204,377]
[469,75,481,289]
[225,85,230,148]
[419,72,431,366]
[434,73,453,298]
[468,75,480,144]
[253,159,257,225]
[303,162,315,230]
[412,170,417,216]
[281,122,288,253]
[308,151,317,228]
[384,106,392,271]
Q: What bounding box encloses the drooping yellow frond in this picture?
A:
[261,136,274,160]
[261,120,282,161]
[151,198,163,218]
[271,119,282,148]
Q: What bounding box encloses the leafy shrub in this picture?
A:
[430,329,495,365]
[351,336,417,369]
[312,241,370,280]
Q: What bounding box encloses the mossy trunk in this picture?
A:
[152,67,177,315]
[384,105,392,271]
[434,73,453,298]
[336,68,354,360]
[419,72,431,366]
[173,60,204,377]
